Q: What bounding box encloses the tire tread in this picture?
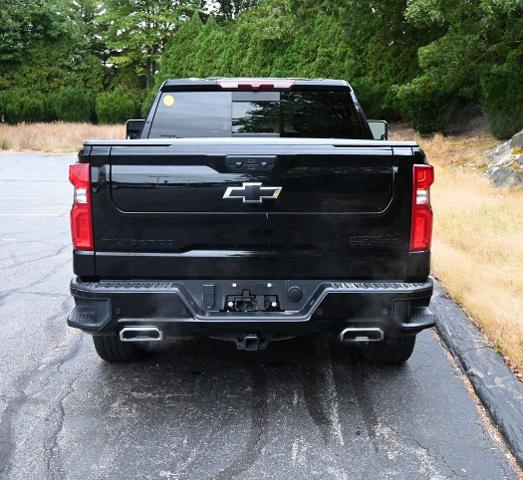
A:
[92,335,144,362]
[366,336,416,363]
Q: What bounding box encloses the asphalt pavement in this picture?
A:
[0,152,520,480]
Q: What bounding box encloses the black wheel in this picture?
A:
[364,335,416,364]
[92,334,146,362]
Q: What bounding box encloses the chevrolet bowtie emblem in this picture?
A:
[223,182,282,204]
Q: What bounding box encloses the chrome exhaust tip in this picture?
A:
[339,327,384,343]
[119,326,163,342]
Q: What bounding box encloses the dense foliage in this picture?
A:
[400,0,523,137]
[96,88,140,124]
[0,0,521,138]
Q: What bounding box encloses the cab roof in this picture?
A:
[161,77,353,90]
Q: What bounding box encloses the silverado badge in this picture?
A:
[223,182,282,204]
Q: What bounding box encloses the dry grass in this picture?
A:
[0,122,124,152]
[392,124,523,373]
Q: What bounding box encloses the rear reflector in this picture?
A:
[217,79,294,90]
[409,164,434,252]
[69,163,93,250]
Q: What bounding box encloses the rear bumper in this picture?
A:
[68,278,435,339]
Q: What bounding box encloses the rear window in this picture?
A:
[148,89,365,139]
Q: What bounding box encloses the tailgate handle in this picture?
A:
[225,155,276,172]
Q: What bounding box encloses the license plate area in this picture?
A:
[223,289,281,313]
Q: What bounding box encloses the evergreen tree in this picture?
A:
[102,0,203,89]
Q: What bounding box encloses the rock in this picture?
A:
[511,130,523,148]
[486,129,523,188]
[488,167,523,188]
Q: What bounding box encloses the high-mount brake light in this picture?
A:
[217,79,295,90]
[69,163,93,250]
[409,164,434,252]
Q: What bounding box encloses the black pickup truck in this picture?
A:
[68,78,435,363]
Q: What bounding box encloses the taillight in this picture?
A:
[409,164,434,252]
[69,163,93,250]
[217,79,294,90]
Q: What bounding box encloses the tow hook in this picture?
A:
[235,334,268,351]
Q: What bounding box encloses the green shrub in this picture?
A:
[481,62,523,140]
[0,91,9,122]
[43,94,59,122]
[3,91,48,124]
[141,90,156,117]
[54,87,94,122]
[1,90,62,124]
[351,78,401,120]
[96,88,137,124]
[396,77,454,134]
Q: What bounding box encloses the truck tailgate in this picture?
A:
[90,139,414,279]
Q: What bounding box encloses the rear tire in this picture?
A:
[364,335,416,363]
[92,334,145,362]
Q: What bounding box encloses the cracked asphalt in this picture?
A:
[0,152,520,480]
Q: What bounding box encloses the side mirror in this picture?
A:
[126,119,145,139]
[368,120,388,140]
